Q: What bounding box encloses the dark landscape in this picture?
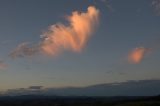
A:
[0,95,160,106]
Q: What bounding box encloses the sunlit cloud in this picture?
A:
[10,6,99,58]
[41,6,99,55]
[128,47,150,64]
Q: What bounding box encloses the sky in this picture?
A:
[0,0,160,91]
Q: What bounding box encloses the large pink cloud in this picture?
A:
[10,6,99,58]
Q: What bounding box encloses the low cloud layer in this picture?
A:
[10,6,99,58]
[128,47,150,64]
[28,86,43,90]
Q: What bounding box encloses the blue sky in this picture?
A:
[0,0,160,91]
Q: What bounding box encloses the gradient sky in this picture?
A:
[0,0,160,91]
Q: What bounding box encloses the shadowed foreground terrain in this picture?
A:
[0,95,160,106]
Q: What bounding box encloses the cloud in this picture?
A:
[10,6,99,58]
[10,42,39,58]
[128,47,150,64]
[152,0,160,15]
[28,86,43,90]
[40,6,99,55]
[3,80,160,96]
[0,60,7,70]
